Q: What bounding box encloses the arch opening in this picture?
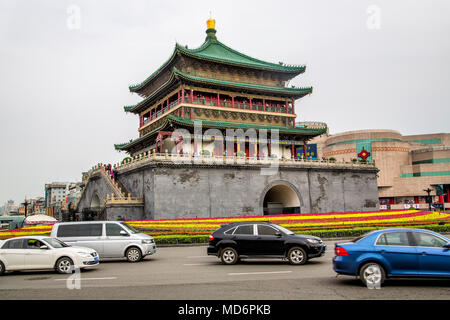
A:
[90,193,101,208]
[263,184,301,215]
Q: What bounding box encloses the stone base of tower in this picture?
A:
[76,156,379,221]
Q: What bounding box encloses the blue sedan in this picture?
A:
[333,228,450,286]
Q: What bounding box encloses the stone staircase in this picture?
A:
[82,164,128,200]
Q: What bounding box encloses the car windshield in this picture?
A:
[351,230,379,243]
[43,237,70,248]
[272,224,294,235]
[120,222,139,234]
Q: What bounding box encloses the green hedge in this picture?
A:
[154,234,209,245]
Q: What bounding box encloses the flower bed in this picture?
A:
[1,210,449,242]
[126,210,450,235]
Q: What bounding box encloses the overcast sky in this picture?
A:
[0,0,449,205]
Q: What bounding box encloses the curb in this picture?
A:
[156,243,208,248]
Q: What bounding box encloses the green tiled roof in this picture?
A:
[115,118,169,150]
[173,68,312,95]
[129,34,305,93]
[167,114,325,134]
[124,71,179,113]
[115,114,326,151]
[124,67,312,114]
[175,39,305,73]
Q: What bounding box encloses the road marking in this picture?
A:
[228,271,292,276]
[54,277,117,281]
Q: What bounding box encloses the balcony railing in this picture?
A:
[110,151,376,172]
[140,96,294,128]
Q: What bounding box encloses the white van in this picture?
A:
[51,221,156,262]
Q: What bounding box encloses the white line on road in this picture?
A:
[228,271,292,276]
[54,277,117,281]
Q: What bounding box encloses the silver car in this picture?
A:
[50,221,156,262]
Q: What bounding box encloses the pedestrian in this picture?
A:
[113,170,118,184]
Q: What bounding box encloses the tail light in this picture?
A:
[208,234,215,242]
[335,246,349,256]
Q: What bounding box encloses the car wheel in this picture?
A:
[126,247,142,262]
[287,247,307,265]
[55,257,74,274]
[220,247,238,265]
[359,262,385,287]
[0,261,5,275]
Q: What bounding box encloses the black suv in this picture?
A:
[207,221,326,265]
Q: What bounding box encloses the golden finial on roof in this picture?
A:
[205,12,217,41]
[207,12,215,30]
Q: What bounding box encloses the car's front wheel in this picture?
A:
[359,262,385,287]
[220,247,238,265]
[0,261,5,275]
[287,247,307,265]
[126,247,142,262]
[55,257,74,274]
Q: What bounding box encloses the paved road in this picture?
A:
[1,240,450,300]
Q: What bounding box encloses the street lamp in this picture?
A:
[424,188,433,211]
[21,198,30,217]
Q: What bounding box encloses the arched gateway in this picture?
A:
[261,181,302,215]
[90,193,101,208]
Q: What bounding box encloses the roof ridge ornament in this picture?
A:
[205,15,217,41]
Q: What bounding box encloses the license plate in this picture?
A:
[94,257,99,262]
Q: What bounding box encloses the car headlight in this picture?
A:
[306,239,320,244]
[142,239,154,244]
[77,252,93,258]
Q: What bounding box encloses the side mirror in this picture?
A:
[275,232,282,237]
[120,230,129,236]
[443,243,450,249]
[40,245,48,250]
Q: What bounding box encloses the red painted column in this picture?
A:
[217,92,220,106]
[292,99,295,114]
[232,96,235,108]
[190,89,194,121]
[250,97,252,110]
[181,87,185,103]
[285,101,289,114]
[263,99,265,112]
[303,144,307,159]
[291,145,295,159]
